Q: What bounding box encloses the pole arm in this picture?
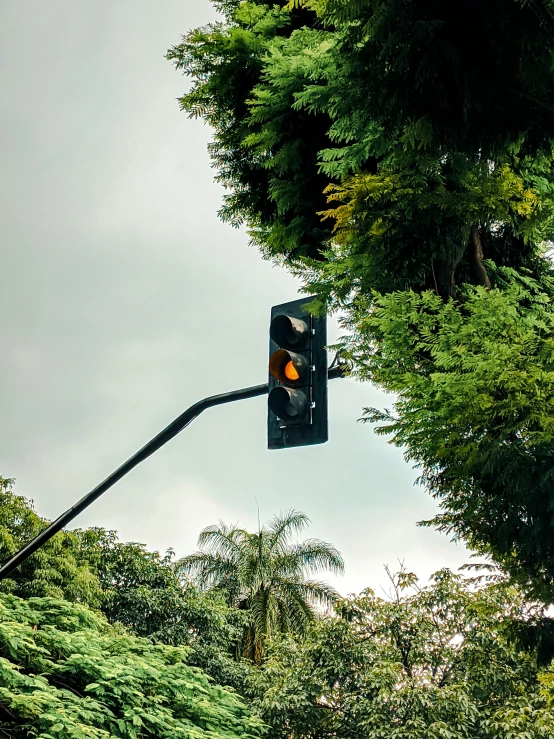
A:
[0,363,348,582]
[0,383,268,582]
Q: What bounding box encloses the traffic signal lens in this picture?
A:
[270,315,309,349]
[268,386,308,421]
[269,349,308,385]
[284,361,300,382]
[285,401,299,417]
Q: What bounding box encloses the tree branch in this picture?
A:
[469,225,491,289]
[0,703,19,723]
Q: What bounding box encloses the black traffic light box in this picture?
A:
[267,296,328,450]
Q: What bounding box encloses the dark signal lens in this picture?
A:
[270,315,309,349]
[268,386,309,422]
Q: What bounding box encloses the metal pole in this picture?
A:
[0,362,348,582]
[0,383,268,581]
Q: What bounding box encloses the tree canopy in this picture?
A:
[248,567,554,739]
[76,527,248,688]
[0,476,102,606]
[168,0,554,593]
[0,593,262,739]
[179,510,344,663]
[0,480,247,689]
[5,479,554,737]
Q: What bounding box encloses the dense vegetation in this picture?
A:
[0,594,261,739]
[168,0,554,597]
[249,568,554,739]
[0,478,345,735]
[3,477,554,737]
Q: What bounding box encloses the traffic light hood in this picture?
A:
[270,314,309,350]
[269,349,309,386]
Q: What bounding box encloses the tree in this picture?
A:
[0,593,263,739]
[169,0,554,285]
[77,527,248,689]
[0,478,247,688]
[168,1,554,592]
[247,567,554,739]
[0,476,102,606]
[179,510,344,663]
[353,268,554,600]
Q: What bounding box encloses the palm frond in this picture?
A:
[248,588,279,662]
[274,540,345,577]
[274,582,317,634]
[187,510,344,661]
[176,551,238,592]
[196,522,245,562]
[267,510,311,548]
[281,578,342,611]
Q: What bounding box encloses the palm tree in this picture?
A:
[178,510,344,663]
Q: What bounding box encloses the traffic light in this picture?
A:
[268,296,328,449]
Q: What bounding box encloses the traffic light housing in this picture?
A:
[268,296,328,449]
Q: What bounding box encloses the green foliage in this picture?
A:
[169,0,554,294]
[293,0,554,151]
[335,267,554,597]
[0,477,102,606]
[76,528,248,689]
[0,479,248,689]
[167,2,334,262]
[171,0,554,591]
[248,567,554,738]
[6,482,554,737]
[311,153,554,300]
[179,510,344,663]
[0,593,263,739]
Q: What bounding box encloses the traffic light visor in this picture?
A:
[270,314,309,349]
[269,349,309,385]
[268,386,309,421]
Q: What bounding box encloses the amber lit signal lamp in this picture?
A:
[269,349,309,385]
[284,361,299,382]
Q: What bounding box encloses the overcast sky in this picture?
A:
[0,0,470,595]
